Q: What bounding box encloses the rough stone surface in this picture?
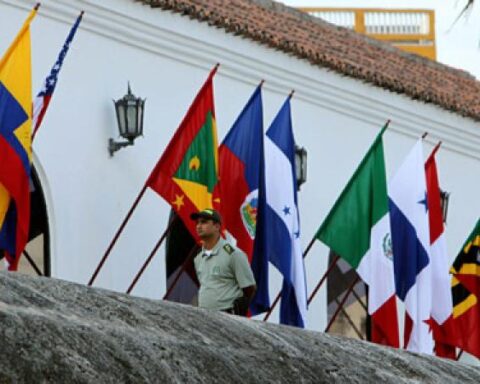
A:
[0,272,479,383]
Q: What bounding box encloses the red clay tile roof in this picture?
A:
[140,0,480,121]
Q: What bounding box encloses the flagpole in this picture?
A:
[325,276,360,332]
[307,254,340,305]
[22,250,42,276]
[456,349,463,361]
[126,217,178,294]
[335,297,364,340]
[162,243,200,300]
[263,236,317,321]
[428,141,442,158]
[88,184,148,286]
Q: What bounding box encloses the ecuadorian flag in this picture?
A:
[0,6,38,270]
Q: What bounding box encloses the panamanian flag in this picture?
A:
[259,96,307,327]
[389,140,433,353]
[218,84,270,314]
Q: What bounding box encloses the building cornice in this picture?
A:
[3,0,479,160]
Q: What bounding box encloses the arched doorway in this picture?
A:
[164,211,199,304]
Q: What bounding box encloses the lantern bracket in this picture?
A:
[108,138,134,157]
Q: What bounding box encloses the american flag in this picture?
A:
[32,11,83,140]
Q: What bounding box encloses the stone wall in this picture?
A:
[0,272,478,383]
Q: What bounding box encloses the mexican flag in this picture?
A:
[316,124,399,347]
[147,66,219,239]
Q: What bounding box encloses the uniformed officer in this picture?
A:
[191,209,256,316]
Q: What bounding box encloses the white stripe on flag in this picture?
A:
[265,136,307,324]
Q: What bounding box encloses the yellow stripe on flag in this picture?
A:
[0,6,37,236]
[453,293,477,318]
[464,235,480,254]
[0,8,36,163]
[212,118,219,175]
[0,187,10,228]
[173,178,213,211]
[455,263,480,277]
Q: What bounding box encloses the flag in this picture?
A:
[146,66,219,239]
[431,220,480,359]
[0,6,38,270]
[451,219,480,296]
[449,276,480,358]
[165,214,199,304]
[218,84,269,314]
[32,12,83,140]
[317,123,399,347]
[259,96,306,327]
[389,140,433,353]
[425,145,457,358]
[445,219,480,358]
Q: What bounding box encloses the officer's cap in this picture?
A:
[190,209,222,224]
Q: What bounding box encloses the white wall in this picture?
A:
[1,0,479,339]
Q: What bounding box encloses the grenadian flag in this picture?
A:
[389,140,433,353]
[147,66,219,240]
[218,84,269,314]
[0,6,38,270]
[317,123,399,347]
[259,96,307,327]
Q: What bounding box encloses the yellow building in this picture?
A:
[300,8,436,60]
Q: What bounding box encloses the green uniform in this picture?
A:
[194,237,256,311]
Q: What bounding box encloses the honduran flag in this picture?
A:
[259,96,307,327]
[389,140,433,354]
[218,84,269,314]
[32,12,83,140]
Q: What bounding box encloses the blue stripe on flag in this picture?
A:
[280,280,304,327]
[389,199,429,300]
[0,202,17,256]
[0,83,30,173]
[261,96,307,327]
[222,86,263,190]
[264,203,292,277]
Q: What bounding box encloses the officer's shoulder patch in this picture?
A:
[223,243,235,255]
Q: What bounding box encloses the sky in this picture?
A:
[281,0,480,79]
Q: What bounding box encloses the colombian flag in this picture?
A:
[147,65,219,240]
[0,6,38,270]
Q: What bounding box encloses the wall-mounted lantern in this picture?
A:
[109,83,145,156]
[295,145,307,191]
[440,189,450,224]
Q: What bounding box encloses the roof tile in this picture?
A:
[140,0,480,121]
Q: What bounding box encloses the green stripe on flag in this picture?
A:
[316,124,389,269]
[174,111,218,193]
